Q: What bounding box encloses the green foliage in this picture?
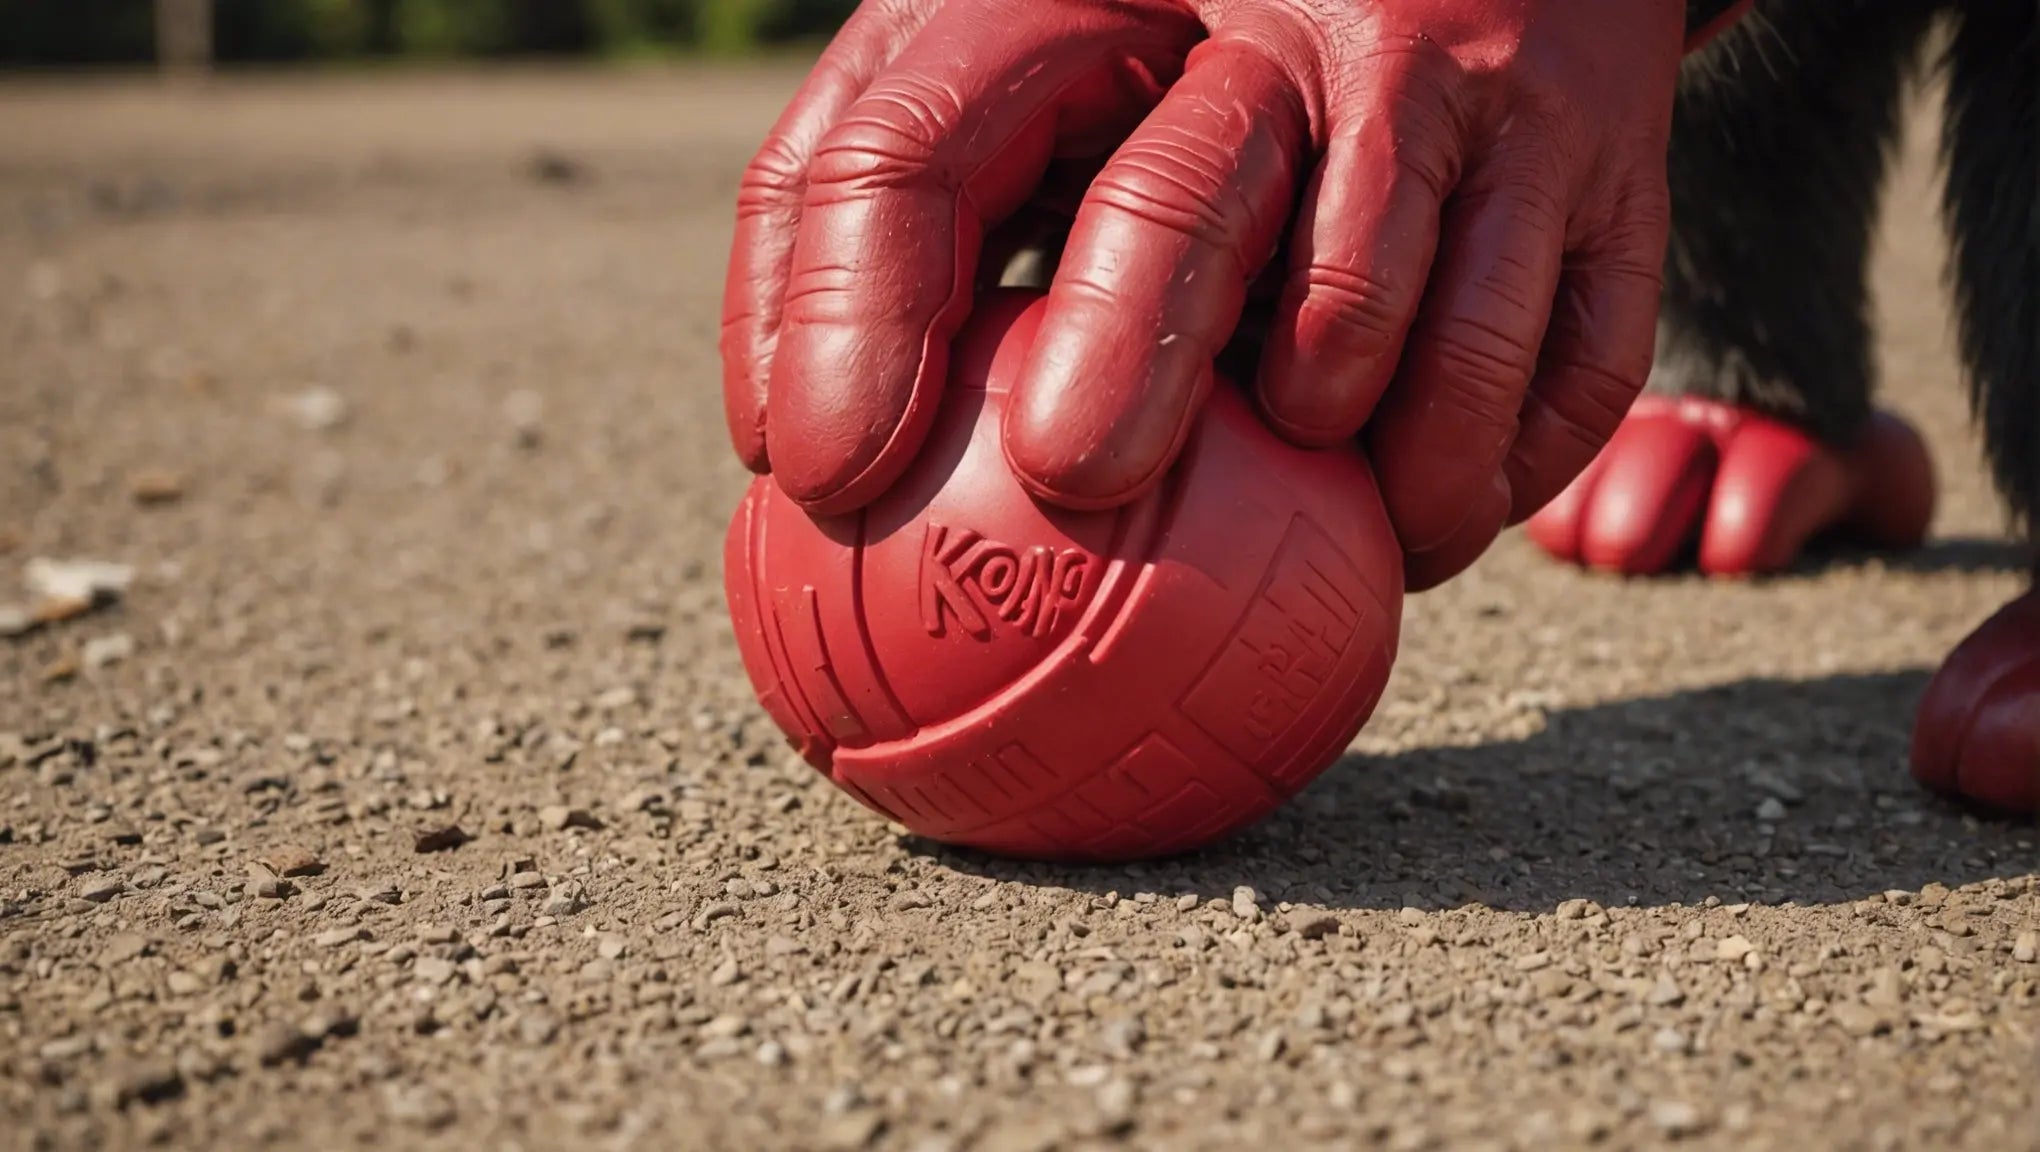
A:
[303,0,376,55]
[391,0,499,55]
[0,0,858,65]
[587,0,698,54]
[696,0,769,56]
[213,0,376,59]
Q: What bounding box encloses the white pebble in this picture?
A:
[281,386,349,432]
[26,557,134,604]
[82,633,135,669]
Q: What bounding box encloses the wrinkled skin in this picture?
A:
[720,0,1687,589]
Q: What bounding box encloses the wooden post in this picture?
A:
[156,0,214,80]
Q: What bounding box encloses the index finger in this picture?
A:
[766,0,1198,515]
[1002,32,1314,511]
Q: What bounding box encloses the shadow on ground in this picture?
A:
[914,670,2037,913]
[1813,534,2031,577]
[1575,534,2030,584]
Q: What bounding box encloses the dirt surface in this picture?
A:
[2,65,2036,1152]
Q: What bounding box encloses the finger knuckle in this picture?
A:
[1341,40,1469,186]
[1538,361,1640,451]
[1501,80,1584,153]
[1205,19,1332,134]
[777,263,866,319]
[1353,33,1462,106]
[1604,177,1674,255]
[1464,149,1570,233]
[1292,262,1409,359]
[1571,353,1647,414]
[1087,128,1254,267]
[738,133,811,212]
[809,74,964,191]
[1426,318,1535,415]
[1383,139,1455,207]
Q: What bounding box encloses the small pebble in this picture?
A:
[26,556,134,606]
[541,882,586,917]
[413,825,469,853]
[504,390,544,448]
[102,1060,183,1107]
[519,1012,561,1045]
[701,1014,749,1040]
[382,1085,455,1130]
[818,1112,884,1151]
[301,1010,358,1041]
[101,933,149,965]
[1648,1100,1706,1137]
[261,845,324,877]
[1290,913,1340,940]
[539,805,600,831]
[81,633,134,669]
[246,862,289,900]
[129,470,185,505]
[254,1022,319,1067]
[1647,977,1685,1007]
[281,386,349,432]
[40,1035,94,1061]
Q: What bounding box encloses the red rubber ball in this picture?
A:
[723,290,1404,862]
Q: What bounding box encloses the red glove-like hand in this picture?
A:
[719,0,1202,514]
[721,0,1687,564]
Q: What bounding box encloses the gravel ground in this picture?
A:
[2,65,2036,1152]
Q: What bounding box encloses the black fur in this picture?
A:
[1940,0,2039,534]
[1660,0,2038,549]
[1650,0,1941,441]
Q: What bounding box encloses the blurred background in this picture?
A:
[0,0,857,68]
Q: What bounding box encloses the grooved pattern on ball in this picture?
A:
[1178,516,1372,777]
[723,289,1403,862]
